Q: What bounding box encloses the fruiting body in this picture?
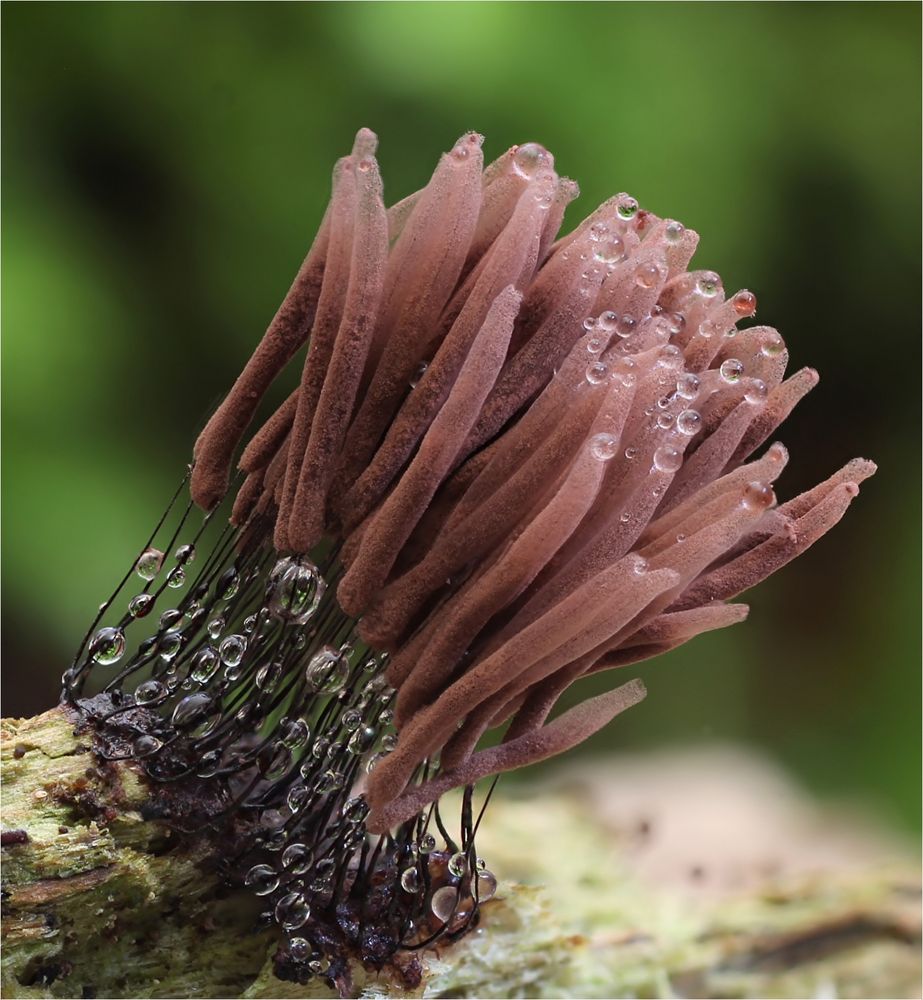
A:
[64,129,873,980]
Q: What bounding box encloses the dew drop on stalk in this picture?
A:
[90,627,125,665]
[132,734,162,757]
[448,852,468,878]
[244,864,279,896]
[347,726,376,754]
[135,548,164,581]
[401,867,422,893]
[676,409,702,435]
[219,634,247,667]
[129,593,154,618]
[280,717,310,750]
[135,679,166,705]
[306,646,350,693]
[175,544,196,564]
[268,557,325,624]
[281,842,314,874]
[166,566,186,589]
[590,433,618,462]
[719,358,744,383]
[473,869,498,901]
[190,646,220,683]
[430,886,459,923]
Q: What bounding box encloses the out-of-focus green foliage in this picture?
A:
[2,3,919,831]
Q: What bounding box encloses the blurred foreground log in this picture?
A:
[2,707,919,999]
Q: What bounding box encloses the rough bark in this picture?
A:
[1,707,919,999]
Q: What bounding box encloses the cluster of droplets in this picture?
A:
[66,485,495,980]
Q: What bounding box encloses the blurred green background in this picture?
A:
[2,3,919,833]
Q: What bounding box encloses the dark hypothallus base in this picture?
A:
[62,474,498,992]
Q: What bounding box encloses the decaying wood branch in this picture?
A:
[1,707,919,999]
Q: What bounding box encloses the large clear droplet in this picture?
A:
[281,842,313,874]
[430,886,459,923]
[306,646,350,694]
[136,548,164,581]
[268,558,325,625]
[275,892,310,931]
[135,679,166,705]
[190,646,220,683]
[90,627,125,665]
[219,634,247,667]
[244,864,279,896]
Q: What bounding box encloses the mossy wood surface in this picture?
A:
[1,708,919,999]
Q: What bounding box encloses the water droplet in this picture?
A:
[632,554,649,575]
[315,770,343,795]
[282,842,314,874]
[619,511,631,523]
[260,742,293,780]
[347,726,376,755]
[431,886,459,923]
[312,737,330,760]
[159,609,182,630]
[171,693,218,734]
[129,593,154,618]
[664,220,685,243]
[90,627,125,665]
[585,361,608,385]
[696,272,721,297]
[760,333,785,357]
[624,447,638,460]
[166,566,186,589]
[597,310,618,332]
[656,344,683,368]
[616,195,639,220]
[744,378,768,405]
[136,548,164,581]
[341,709,362,731]
[245,864,279,896]
[653,445,683,473]
[448,852,468,878]
[206,617,225,640]
[190,646,220,683]
[473,869,498,901]
[742,481,776,511]
[281,718,310,750]
[306,646,350,694]
[135,679,166,705]
[401,867,422,893]
[269,558,325,624]
[288,783,311,812]
[342,797,369,823]
[589,433,618,461]
[216,568,239,601]
[308,955,330,975]
[418,833,437,854]
[289,937,310,962]
[676,409,702,435]
[657,413,675,430]
[219,634,247,667]
[175,544,196,564]
[732,290,757,317]
[719,358,744,383]
[594,239,625,264]
[635,262,660,288]
[616,314,636,338]
[158,629,183,661]
[676,374,700,400]
[132,734,162,757]
[511,142,550,179]
[365,751,388,773]
[275,892,311,931]
[589,221,609,241]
